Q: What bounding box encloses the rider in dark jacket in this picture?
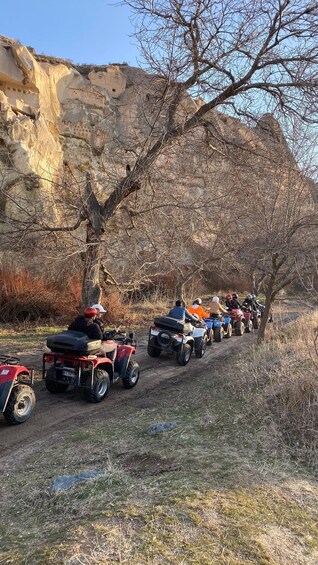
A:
[68,308,102,340]
[243,294,258,312]
[225,293,242,310]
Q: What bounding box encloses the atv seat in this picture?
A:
[47,331,101,355]
[154,316,185,333]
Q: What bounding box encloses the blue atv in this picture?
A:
[203,315,232,343]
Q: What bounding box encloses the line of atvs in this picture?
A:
[147,303,268,366]
[0,300,270,426]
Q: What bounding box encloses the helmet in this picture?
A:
[192,313,200,320]
[91,303,106,313]
[247,294,253,300]
[226,294,232,300]
[212,296,219,303]
[193,298,202,305]
[84,307,98,318]
[251,294,256,299]
[232,292,238,299]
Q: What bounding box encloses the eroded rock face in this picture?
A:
[0,35,297,226]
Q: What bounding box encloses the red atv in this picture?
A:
[0,355,35,425]
[227,309,246,336]
[43,329,140,402]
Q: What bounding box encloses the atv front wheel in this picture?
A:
[3,384,35,425]
[252,316,259,329]
[84,369,110,403]
[195,336,207,358]
[176,343,192,366]
[147,338,161,357]
[245,320,253,333]
[122,360,140,389]
[45,367,69,393]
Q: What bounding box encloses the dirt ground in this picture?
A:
[0,302,302,471]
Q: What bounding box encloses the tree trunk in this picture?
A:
[257,285,274,344]
[175,268,201,303]
[81,222,103,308]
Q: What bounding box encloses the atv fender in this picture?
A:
[94,357,114,380]
[192,327,206,338]
[115,345,136,378]
[0,367,30,413]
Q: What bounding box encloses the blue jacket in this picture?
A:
[168,306,198,324]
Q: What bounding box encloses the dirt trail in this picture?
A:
[0,303,302,469]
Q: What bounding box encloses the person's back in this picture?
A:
[210,296,227,316]
[188,298,209,320]
[168,305,186,321]
[68,312,102,341]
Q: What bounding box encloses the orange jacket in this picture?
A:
[188,304,210,320]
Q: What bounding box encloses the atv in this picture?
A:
[242,308,253,333]
[43,329,139,403]
[147,316,208,365]
[203,314,232,342]
[0,355,35,425]
[227,309,246,336]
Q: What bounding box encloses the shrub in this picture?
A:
[0,267,80,322]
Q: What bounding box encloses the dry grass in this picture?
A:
[1,303,318,564]
[228,310,318,469]
[0,268,80,322]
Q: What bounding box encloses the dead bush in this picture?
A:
[0,267,80,322]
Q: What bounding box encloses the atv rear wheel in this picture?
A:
[147,337,161,357]
[45,367,69,393]
[3,384,35,425]
[214,327,224,342]
[176,343,192,366]
[195,336,207,358]
[84,369,110,403]
[122,360,140,389]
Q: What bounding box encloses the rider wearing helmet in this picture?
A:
[188,298,210,320]
[226,292,241,310]
[243,293,258,312]
[68,307,102,340]
[210,296,227,316]
[91,303,107,334]
[231,292,242,309]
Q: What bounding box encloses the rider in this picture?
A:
[243,293,258,312]
[91,303,107,335]
[210,296,228,317]
[188,298,210,320]
[69,306,117,359]
[225,293,242,310]
[232,292,242,309]
[68,307,103,340]
[168,300,199,333]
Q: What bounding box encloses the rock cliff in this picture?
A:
[0,34,298,229]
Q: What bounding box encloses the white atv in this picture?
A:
[147,315,208,365]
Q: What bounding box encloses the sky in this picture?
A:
[1,0,139,66]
